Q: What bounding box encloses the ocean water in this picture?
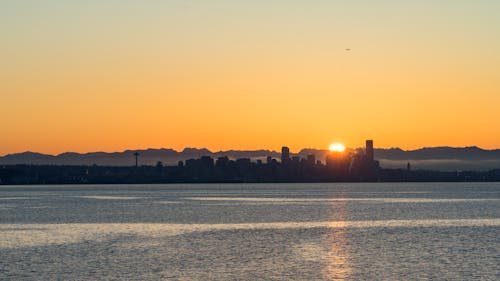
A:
[0,183,499,280]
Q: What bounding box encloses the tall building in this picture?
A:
[216,156,229,167]
[307,154,316,166]
[200,156,214,168]
[366,140,374,162]
[133,152,140,167]
[326,151,346,169]
[266,156,273,164]
[281,146,290,164]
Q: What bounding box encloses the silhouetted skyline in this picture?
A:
[2,145,500,171]
[2,139,500,184]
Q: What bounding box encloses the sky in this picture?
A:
[1,0,500,155]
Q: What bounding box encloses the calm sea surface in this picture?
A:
[0,183,499,280]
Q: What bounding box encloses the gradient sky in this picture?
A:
[2,0,500,154]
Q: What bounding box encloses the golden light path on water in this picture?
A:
[324,193,350,280]
[183,197,500,203]
[1,219,499,250]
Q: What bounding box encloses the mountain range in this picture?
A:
[1,146,500,171]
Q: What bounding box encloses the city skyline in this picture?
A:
[2,1,500,154]
[4,139,500,184]
[3,140,500,172]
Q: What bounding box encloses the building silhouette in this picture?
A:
[133,152,140,167]
[326,148,350,178]
[281,146,290,164]
[307,154,316,166]
[216,156,229,167]
[366,140,374,162]
[266,156,273,164]
[200,156,214,168]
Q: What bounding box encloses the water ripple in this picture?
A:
[1,218,499,249]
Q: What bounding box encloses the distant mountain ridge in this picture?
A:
[0,148,281,167]
[375,146,500,160]
[1,146,500,171]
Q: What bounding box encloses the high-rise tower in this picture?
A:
[133,152,140,167]
[281,146,290,164]
[366,140,374,162]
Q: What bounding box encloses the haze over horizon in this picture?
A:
[3,144,500,157]
[3,144,500,172]
[2,1,499,155]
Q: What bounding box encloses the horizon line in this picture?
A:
[1,145,497,158]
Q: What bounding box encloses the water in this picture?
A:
[0,183,499,280]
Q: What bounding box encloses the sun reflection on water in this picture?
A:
[324,195,351,280]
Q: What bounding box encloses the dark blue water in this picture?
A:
[1,183,499,280]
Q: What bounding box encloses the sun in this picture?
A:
[329,143,346,152]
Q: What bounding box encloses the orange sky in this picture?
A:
[1,1,500,155]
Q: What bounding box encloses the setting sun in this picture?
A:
[329,143,346,152]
